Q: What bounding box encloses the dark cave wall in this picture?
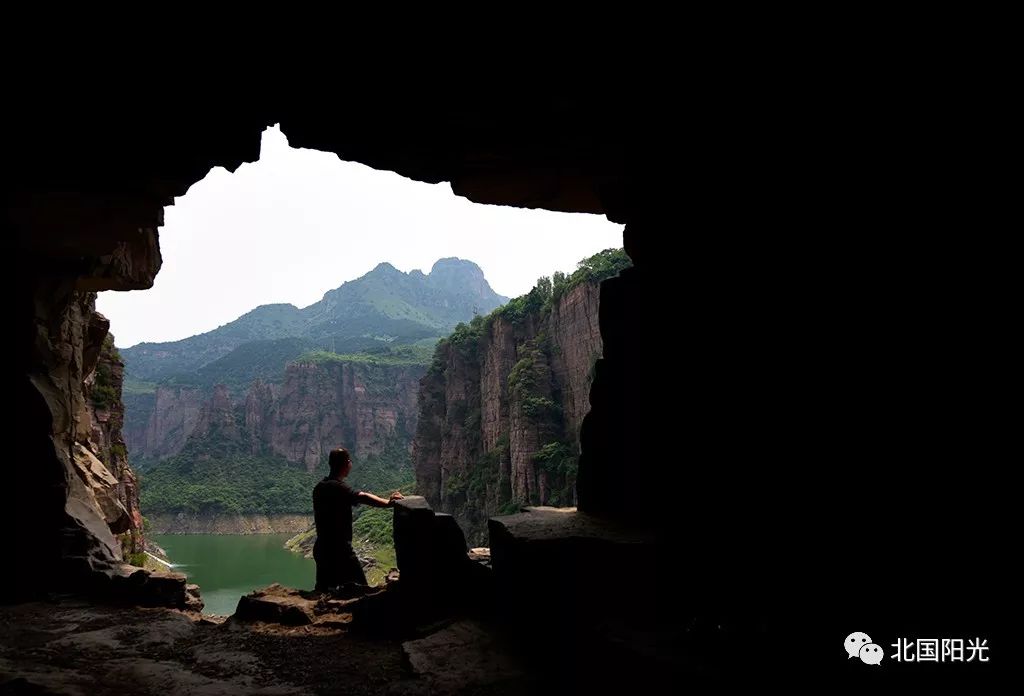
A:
[11,234,160,595]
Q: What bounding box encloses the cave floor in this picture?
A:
[0,599,530,695]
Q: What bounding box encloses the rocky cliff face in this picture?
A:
[27,287,153,577]
[126,385,203,461]
[414,282,602,544]
[260,361,422,471]
[82,327,146,561]
[134,361,423,471]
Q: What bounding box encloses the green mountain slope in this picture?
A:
[122,258,506,383]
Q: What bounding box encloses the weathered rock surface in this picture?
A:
[393,497,492,621]
[402,620,523,692]
[264,361,421,471]
[130,385,204,460]
[11,271,154,595]
[233,583,399,632]
[488,507,656,637]
[487,503,658,612]
[486,507,675,687]
[0,598,411,695]
[235,584,317,626]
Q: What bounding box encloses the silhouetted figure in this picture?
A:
[312,447,403,592]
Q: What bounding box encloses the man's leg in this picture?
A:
[315,555,342,592]
[341,546,368,586]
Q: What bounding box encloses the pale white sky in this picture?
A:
[97,125,623,348]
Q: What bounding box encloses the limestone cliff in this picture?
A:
[125,385,203,461]
[414,281,603,545]
[258,361,422,470]
[133,361,423,471]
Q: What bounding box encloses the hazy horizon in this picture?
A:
[97,125,623,348]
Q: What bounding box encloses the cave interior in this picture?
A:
[6,84,1002,685]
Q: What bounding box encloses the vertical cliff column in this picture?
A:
[480,318,517,507]
[11,218,162,596]
[508,337,560,505]
[244,380,275,455]
[413,362,446,509]
[142,385,204,459]
[438,342,482,511]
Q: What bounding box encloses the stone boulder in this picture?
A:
[488,506,657,643]
[71,442,131,533]
[393,496,492,621]
[234,584,315,626]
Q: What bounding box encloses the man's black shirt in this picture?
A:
[312,478,359,549]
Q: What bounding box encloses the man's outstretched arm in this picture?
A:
[355,490,404,508]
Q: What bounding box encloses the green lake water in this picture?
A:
[152,534,314,616]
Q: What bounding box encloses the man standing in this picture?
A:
[312,447,403,592]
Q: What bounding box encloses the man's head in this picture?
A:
[328,448,352,479]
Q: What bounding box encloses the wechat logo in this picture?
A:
[846,632,884,666]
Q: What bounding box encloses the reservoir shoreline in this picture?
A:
[148,513,312,535]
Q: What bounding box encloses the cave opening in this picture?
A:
[90,123,626,614]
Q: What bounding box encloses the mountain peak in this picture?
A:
[122,257,509,382]
[425,258,507,306]
[430,257,482,275]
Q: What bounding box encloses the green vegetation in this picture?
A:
[555,247,632,297]
[103,333,122,361]
[141,425,414,517]
[495,248,631,322]
[121,303,309,382]
[424,250,626,526]
[521,396,561,421]
[123,378,157,395]
[443,435,506,503]
[90,360,118,409]
[499,502,522,515]
[471,249,628,366]
[185,337,315,389]
[508,338,559,424]
[346,437,417,497]
[508,353,538,396]
[121,259,506,384]
[296,343,434,367]
[352,506,394,547]
[141,452,320,515]
[362,544,397,587]
[430,249,630,369]
[534,441,577,477]
[284,526,316,558]
[286,508,400,587]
